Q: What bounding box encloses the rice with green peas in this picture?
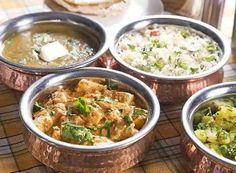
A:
[116,24,222,76]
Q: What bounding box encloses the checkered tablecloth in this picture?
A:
[0,0,235,172]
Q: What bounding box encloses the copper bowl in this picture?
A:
[181,82,236,172]
[0,12,108,91]
[20,67,160,172]
[109,15,230,104]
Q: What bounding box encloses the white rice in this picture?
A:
[116,24,222,76]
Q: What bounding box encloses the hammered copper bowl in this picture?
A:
[0,12,108,91]
[20,67,160,173]
[109,15,230,104]
[181,82,236,173]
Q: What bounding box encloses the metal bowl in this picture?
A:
[20,67,160,172]
[109,15,230,104]
[181,82,236,172]
[0,12,108,91]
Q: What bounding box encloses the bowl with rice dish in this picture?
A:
[109,15,230,104]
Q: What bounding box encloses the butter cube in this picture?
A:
[40,41,69,62]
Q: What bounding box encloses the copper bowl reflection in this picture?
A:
[20,67,160,172]
[181,82,236,172]
[109,15,230,104]
[0,12,108,91]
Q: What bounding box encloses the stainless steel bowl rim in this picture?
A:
[182,82,236,168]
[20,67,160,151]
[109,15,230,81]
[0,12,108,74]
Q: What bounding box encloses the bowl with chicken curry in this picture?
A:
[20,67,160,172]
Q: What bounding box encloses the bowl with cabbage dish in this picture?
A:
[182,82,236,172]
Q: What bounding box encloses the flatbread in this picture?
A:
[64,0,121,6]
[52,0,127,15]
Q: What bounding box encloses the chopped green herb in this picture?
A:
[141,47,149,59]
[127,44,136,51]
[174,50,182,56]
[205,55,216,62]
[50,111,56,116]
[180,46,187,50]
[177,61,188,70]
[168,56,173,64]
[33,102,44,112]
[180,30,190,38]
[217,130,230,144]
[66,106,73,116]
[153,59,164,70]
[151,40,167,48]
[219,144,236,160]
[103,120,113,138]
[106,79,118,90]
[190,67,199,74]
[134,108,147,116]
[200,64,205,70]
[207,43,217,53]
[197,122,208,130]
[61,121,93,144]
[123,115,133,126]
[74,97,91,115]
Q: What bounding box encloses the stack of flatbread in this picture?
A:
[52,0,128,16]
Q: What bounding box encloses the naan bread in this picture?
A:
[52,0,127,15]
[64,0,121,5]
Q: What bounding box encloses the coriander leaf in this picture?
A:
[66,106,73,116]
[197,122,208,130]
[174,50,182,56]
[190,67,199,74]
[206,42,217,53]
[74,97,91,115]
[123,115,133,126]
[168,56,173,64]
[141,47,149,59]
[219,144,236,160]
[180,30,190,39]
[103,120,113,138]
[106,79,118,90]
[154,59,164,71]
[133,108,147,117]
[205,55,216,62]
[127,44,136,51]
[50,111,56,116]
[151,40,166,48]
[61,121,93,144]
[33,102,44,112]
[177,61,188,70]
[180,46,187,50]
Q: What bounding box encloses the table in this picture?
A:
[0,0,235,172]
